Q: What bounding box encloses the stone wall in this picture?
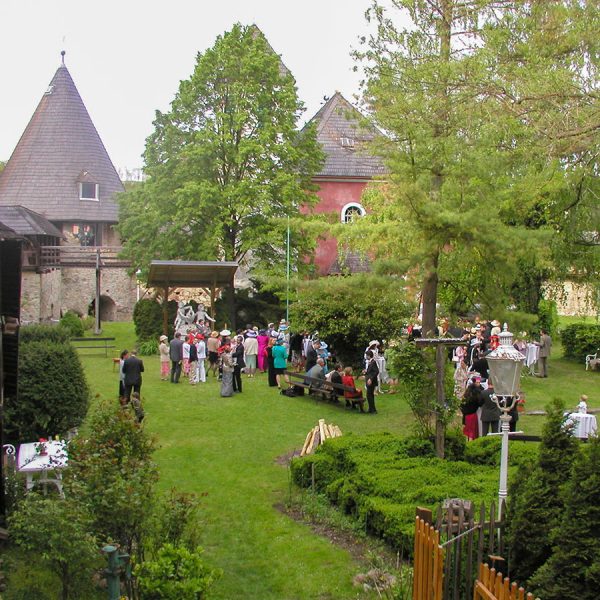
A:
[60,266,137,320]
[546,281,598,317]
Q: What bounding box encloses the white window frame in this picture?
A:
[80,182,99,201]
[340,202,366,223]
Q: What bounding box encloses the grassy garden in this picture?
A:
[64,320,598,598]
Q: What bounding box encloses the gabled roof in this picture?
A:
[307,92,386,179]
[0,55,124,223]
[0,205,63,238]
[327,250,371,275]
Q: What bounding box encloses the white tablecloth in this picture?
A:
[566,413,597,439]
[525,344,539,368]
[17,441,68,496]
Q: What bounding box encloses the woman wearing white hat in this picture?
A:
[159,335,170,380]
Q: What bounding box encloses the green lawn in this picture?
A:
[77,322,598,598]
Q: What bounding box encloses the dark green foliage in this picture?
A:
[214,285,283,329]
[290,274,414,367]
[536,298,559,338]
[463,436,539,469]
[19,324,70,344]
[8,494,101,600]
[135,543,221,600]
[133,298,164,342]
[529,437,600,600]
[560,323,600,361]
[291,433,499,555]
[5,341,89,443]
[59,310,84,337]
[506,399,579,584]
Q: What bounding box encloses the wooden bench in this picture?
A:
[283,371,366,411]
[71,337,116,357]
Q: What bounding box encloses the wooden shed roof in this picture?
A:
[147,260,238,288]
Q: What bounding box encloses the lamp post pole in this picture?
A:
[486,324,525,519]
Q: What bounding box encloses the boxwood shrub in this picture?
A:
[5,340,89,442]
[291,432,537,555]
[20,324,71,344]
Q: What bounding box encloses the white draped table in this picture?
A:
[17,440,68,497]
[566,412,597,439]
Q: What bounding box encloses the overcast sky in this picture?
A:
[0,0,378,172]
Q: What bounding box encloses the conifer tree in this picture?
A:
[529,436,600,600]
[507,399,579,583]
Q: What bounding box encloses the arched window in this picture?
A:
[341,202,366,223]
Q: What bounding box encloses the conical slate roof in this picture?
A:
[307,92,386,178]
[0,56,123,223]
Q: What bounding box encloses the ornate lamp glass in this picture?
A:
[487,325,525,397]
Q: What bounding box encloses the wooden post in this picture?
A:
[162,286,169,335]
[415,338,468,459]
[94,248,101,334]
[435,345,445,459]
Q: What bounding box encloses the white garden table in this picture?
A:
[566,412,598,440]
[17,440,68,497]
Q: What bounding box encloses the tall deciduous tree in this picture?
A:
[118,24,323,323]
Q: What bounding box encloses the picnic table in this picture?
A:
[17,440,68,497]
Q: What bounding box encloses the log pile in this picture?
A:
[300,419,342,456]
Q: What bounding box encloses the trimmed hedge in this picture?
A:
[291,432,538,555]
[560,323,600,362]
[5,340,89,442]
[20,324,71,344]
[59,310,85,337]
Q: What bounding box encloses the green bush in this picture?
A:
[133,298,165,342]
[289,274,414,366]
[4,341,89,443]
[59,310,85,337]
[560,323,600,361]
[135,543,221,599]
[19,324,70,344]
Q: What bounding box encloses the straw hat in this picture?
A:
[159,335,168,342]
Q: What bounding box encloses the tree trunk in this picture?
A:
[435,345,446,459]
[225,284,236,331]
[421,253,439,337]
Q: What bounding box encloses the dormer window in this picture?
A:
[80,182,99,201]
[341,202,366,223]
[340,136,355,149]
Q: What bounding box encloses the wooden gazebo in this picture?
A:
[147,260,238,331]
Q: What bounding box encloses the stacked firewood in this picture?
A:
[300,419,342,456]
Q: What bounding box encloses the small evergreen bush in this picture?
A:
[560,323,600,361]
[5,340,89,442]
[19,324,70,344]
[59,310,85,337]
[133,298,164,342]
[536,298,559,338]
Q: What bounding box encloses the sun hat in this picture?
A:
[279,324,288,331]
[211,331,218,338]
[159,335,168,342]
[246,330,257,337]
[270,331,279,339]
[368,340,379,347]
[491,320,501,327]
[220,329,231,337]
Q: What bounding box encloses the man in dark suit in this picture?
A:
[304,340,320,372]
[122,350,144,402]
[170,332,184,383]
[364,350,380,414]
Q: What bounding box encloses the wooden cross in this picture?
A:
[415,337,469,458]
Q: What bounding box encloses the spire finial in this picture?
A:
[61,50,66,64]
